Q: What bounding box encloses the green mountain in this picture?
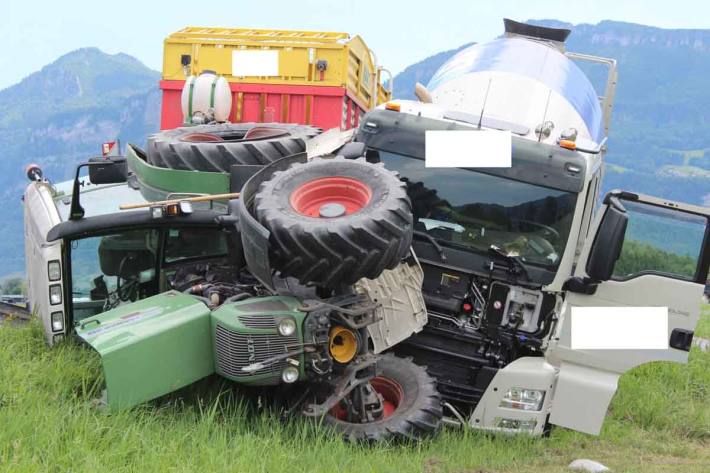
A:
[392,20,710,208]
[0,48,158,127]
[0,48,160,277]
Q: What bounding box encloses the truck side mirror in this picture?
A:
[70,158,128,220]
[88,157,127,184]
[585,200,628,282]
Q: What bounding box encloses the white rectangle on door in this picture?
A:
[571,307,668,349]
[425,129,511,168]
[232,50,279,76]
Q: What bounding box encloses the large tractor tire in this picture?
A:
[146,123,321,172]
[323,355,443,443]
[254,157,413,287]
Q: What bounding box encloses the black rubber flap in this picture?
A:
[236,152,308,290]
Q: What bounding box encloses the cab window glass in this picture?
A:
[613,201,706,280]
[70,229,159,321]
[379,152,578,269]
[164,227,228,263]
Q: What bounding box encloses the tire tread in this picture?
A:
[147,123,321,171]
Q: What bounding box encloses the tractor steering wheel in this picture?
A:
[115,254,139,302]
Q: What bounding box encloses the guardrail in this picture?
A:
[0,300,30,321]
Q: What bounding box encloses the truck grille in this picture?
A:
[214,324,298,378]
[237,314,276,329]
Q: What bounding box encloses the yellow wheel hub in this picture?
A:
[329,326,358,363]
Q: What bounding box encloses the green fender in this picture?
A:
[127,145,230,200]
[76,291,214,409]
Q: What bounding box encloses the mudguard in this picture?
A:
[76,291,214,409]
[236,152,307,290]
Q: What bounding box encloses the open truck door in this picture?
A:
[547,191,709,434]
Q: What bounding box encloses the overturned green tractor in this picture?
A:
[57,151,442,442]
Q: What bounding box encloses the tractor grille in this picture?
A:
[214,324,298,378]
[238,314,276,329]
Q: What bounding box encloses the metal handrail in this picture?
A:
[565,52,618,140]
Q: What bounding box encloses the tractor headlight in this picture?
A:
[277,318,296,337]
[281,366,299,383]
[49,284,62,305]
[499,387,545,411]
[48,260,61,281]
[51,311,64,332]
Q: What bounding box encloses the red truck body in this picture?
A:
[159,80,366,131]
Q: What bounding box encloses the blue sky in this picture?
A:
[3,0,710,90]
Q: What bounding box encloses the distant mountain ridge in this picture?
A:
[530,19,710,49]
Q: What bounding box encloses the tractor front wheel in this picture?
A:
[322,355,442,443]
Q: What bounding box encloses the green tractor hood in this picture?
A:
[76,291,214,409]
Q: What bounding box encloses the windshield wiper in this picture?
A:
[413,230,447,263]
[486,245,530,281]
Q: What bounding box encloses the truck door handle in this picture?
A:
[669,328,693,352]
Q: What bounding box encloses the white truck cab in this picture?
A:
[353,18,709,436]
[357,105,709,435]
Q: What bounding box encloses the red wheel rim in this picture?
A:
[180,133,224,142]
[330,376,404,421]
[290,176,372,218]
[242,127,289,140]
[370,377,404,419]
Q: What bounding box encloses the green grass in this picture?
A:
[1,308,709,473]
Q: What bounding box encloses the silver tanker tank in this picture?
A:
[426,19,605,146]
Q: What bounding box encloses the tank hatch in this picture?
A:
[503,18,570,51]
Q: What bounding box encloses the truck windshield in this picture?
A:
[378,152,577,269]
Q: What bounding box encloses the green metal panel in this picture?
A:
[76,291,214,409]
[127,146,230,198]
[211,296,307,385]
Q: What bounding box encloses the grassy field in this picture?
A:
[1,307,708,473]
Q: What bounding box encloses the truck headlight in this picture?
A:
[51,311,64,332]
[48,260,61,281]
[277,318,296,337]
[49,284,62,305]
[494,417,537,432]
[281,366,299,383]
[499,387,545,411]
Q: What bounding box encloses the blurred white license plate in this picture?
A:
[425,129,511,168]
